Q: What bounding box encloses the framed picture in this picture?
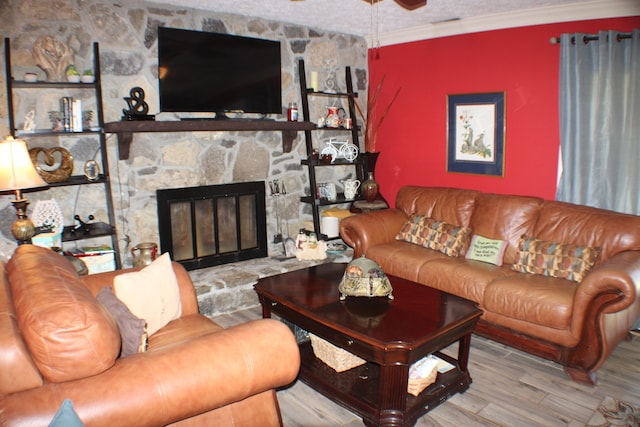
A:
[447,92,505,176]
[316,183,337,201]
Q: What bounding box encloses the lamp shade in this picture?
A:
[0,136,47,192]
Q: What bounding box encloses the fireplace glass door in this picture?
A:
[157,181,267,270]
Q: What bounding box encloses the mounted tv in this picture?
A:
[157,27,282,118]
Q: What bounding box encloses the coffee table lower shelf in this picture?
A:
[298,341,472,426]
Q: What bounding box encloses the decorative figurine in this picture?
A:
[32,35,73,82]
[121,87,155,121]
[28,146,73,183]
[23,110,36,133]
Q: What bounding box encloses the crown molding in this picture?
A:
[374,0,640,47]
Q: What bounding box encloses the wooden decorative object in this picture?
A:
[29,147,74,183]
[32,35,73,82]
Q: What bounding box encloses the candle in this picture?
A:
[310,71,319,92]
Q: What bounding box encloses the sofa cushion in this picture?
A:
[395,215,472,257]
[512,235,599,283]
[6,245,120,383]
[114,253,182,336]
[0,263,43,394]
[465,235,508,266]
[395,186,479,228]
[97,286,147,357]
[469,193,543,265]
[483,273,577,330]
[533,200,640,263]
[416,257,518,304]
[367,241,449,282]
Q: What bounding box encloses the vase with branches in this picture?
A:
[353,75,401,154]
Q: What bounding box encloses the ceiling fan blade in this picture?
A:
[361,0,427,11]
[393,0,427,10]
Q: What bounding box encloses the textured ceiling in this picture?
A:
[150,0,599,38]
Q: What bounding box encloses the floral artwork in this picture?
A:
[447,92,505,176]
[456,106,494,161]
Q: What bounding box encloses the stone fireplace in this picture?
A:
[0,0,369,267]
[157,181,267,271]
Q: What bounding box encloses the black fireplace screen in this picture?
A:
[157,181,267,270]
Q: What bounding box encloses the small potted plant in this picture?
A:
[66,64,80,83]
[81,69,95,83]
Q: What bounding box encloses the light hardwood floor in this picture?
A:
[212,307,640,427]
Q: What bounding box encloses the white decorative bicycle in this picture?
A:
[320,137,359,163]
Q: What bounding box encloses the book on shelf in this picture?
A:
[61,97,72,132]
[59,97,84,132]
[72,99,82,132]
[65,245,114,257]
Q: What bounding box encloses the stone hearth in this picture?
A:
[192,250,353,316]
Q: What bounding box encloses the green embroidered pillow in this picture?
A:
[465,235,508,266]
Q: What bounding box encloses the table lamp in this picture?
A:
[0,136,48,244]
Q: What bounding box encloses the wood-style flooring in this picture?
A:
[212,307,640,427]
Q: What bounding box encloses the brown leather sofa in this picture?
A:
[341,186,640,384]
[0,244,300,426]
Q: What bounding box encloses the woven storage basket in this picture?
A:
[309,334,366,372]
[407,356,439,396]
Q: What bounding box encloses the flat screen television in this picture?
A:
[157,27,282,118]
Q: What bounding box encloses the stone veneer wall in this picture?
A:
[0,0,368,266]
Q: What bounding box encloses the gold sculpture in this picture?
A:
[29,147,73,183]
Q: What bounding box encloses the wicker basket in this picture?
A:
[407,356,439,396]
[309,334,366,372]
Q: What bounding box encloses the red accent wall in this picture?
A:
[368,17,639,203]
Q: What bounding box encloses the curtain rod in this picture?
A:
[550,32,633,45]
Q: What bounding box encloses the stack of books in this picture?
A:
[60,96,84,132]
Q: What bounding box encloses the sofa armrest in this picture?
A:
[0,318,300,427]
[563,251,640,376]
[80,261,200,316]
[340,208,408,258]
[574,251,640,317]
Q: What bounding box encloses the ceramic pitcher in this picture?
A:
[343,179,360,199]
[131,242,158,267]
[325,106,345,128]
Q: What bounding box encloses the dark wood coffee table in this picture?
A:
[255,263,482,427]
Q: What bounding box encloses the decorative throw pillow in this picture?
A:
[395,214,431,246]
[396,215,472,257]
[97,287,147,357]
[48,399,84,427]
[113,253,182,336]
[511,235,599,282]
[465,235,509,266]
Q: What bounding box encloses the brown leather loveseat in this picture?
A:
[0,244,300,426]
[341,186,640,384]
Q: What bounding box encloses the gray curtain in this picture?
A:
[556,29,640,215]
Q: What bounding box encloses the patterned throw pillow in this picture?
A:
[511,235,599,282]
[395,214,431,246]
[396,215,472,257]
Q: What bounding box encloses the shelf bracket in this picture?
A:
[282,130,297,153]
[116,132,133,160]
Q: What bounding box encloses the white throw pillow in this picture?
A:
[113,252,182,336]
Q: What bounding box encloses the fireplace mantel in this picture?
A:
[104,119,316,160]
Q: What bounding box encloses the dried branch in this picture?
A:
[354,75,401,152]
